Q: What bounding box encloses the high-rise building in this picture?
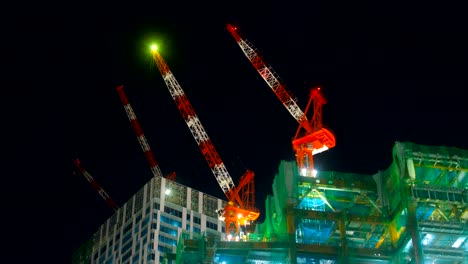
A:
[72,176,226,264]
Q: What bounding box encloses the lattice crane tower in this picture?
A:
[150,44,259,240]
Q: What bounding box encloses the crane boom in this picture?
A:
[227,24,336,177]
[150,45,259,239]
[116,85,176,181]
[74,158,119,212]
[150,49,235,194]
[227,24,313,133]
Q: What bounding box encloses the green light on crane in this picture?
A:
[150,44,158,52]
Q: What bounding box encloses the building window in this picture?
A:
[122,232,132,245]
[160,225,178,237]
[158,245,168,253]
[142,216,150,227]
[135,213,142,223]
[158,235,177,246]
[121,241,132,255]
[123,223,132,234]
[135,243,140,253]
[100,245,106,255]
[145,206,150,215]
[122,250,132,263]
[132,254,139,264]
[164,206,182,218]
[141,228,148,238]
[160,215,182,228]
[207,221,218,230]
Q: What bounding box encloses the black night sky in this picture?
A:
[3,2,467,263]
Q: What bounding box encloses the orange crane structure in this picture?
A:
[150,45,259,240]
[74,158,119,212]
[227,24,336,177]
[116,85,176,181]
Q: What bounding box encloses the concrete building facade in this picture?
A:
[72,176,226,264]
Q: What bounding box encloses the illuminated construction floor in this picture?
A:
[177,141,468,264]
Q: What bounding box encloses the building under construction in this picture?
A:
[73,24,467,264]
[177,141,468,264]
[73,141,467,264]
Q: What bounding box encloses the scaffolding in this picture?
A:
[177,141,468,263]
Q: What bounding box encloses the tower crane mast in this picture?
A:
[150,45,259,239]
[227,24,336,176]
[74,158,119,212]
[116,85,176,181]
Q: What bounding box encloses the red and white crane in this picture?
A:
[150,45,259,239]
[227,24,336,177]
[74,158,119,212]
[116,85,176,181]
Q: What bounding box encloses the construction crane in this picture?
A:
[74,158,119,212]
[227,24,336,177]
[150,44,259,240]
[116,85,176,181]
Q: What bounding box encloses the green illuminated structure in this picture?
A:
[177,141,468,263]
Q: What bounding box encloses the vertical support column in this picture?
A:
[338,210,348,263]
[198,192,203,214]
[286,206,297,264]
[154,251,162,264]
[132,194,136,218]
[218,199,224,234]
[407,198,424,264]
[116,209,123,261]
[218,199,223,213]
[98,225,104,261]
[160,177,166,211]
[105,220,109,250]
[400,176,423,263]
[122,203,127,226]
[201,214,207,234]
[182,207,187,231]
[143,181,148,218]
[395,146,424,264]
[149,177,154,212]
[152,205,160,260]
[189,210,194,239]
[187,188,192,211]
